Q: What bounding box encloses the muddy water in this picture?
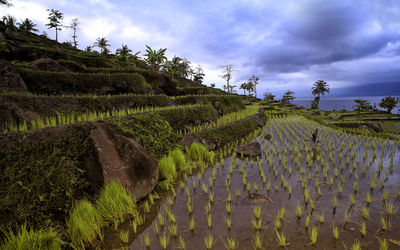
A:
[104,116,400,250]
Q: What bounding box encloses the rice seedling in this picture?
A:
[332,225,339,240]
[144,232,150,247]
[205,233,214,249]
[252,218,262,231]
[209,192,214,203]
[207,213,212,228]
[344,212,350,224]
[169,224,177,237]
[96,181,135,228]
[158,213,165,227]
[205,202,212,214]
[164,207,176,224]
[308,226,318,245]
[349,193,356,207]
[235,189,241,197]
[296,203,302,219]
[159,233,168,249]
[154,223,159,235]
[158,155,177,181]
[362,206,369,220]
[360,221,366,236]
[144,201,151,213]
[0,225,64,250]
[252,233,262,249]
[66,199,103,248]
[386,203,397,217]
[189,216,195,231]
[253,206,261,220]
[279,207,286,221]
[223,237,237,250]
[319,213,324,224]
[202,184,208,194]
[366,192,371,205]
[379,238,388,250]
[119,230,129,243]
[276,229,289,247]
[305,215,310,229]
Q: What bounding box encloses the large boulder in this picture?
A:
[366,121,383,132]
[234,142,262,157]
[181,134,200,148]
[0,60,27,93]
[31,58,71,72]
[90,123,158,200]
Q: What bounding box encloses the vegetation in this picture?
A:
[379,96,399,113]
[311,80,330,109]
[46,9,63,42]
[282,90,295,104]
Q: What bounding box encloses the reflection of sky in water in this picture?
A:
[294,96,399,114]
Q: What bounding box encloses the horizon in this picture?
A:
[2,0,400,98]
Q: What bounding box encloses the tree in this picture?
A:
[239,82,247,95]
[193,64,205,84]
[311,80,330,109]
[46,9,63,42]
[116,44,132,57]
[2,15,17,32]
[144,45,167,71]
[17,18,38,33]
[69,18,79,48]
[379,96,399,113]
[263,92,275,103]
[218,63,236,93]
[282,90,295,104]
[85,46,92,52]
[353,99,373,120]
[248,75,259,98]
[93,37,110,55]
[0,0,12,6]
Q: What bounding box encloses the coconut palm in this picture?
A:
[93,37,110,55]
[46,9,63,42]
[116,44,132,57]
[311,80,330,109]
[2,15,17,32]
[18,18,38,33]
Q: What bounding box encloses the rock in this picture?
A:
[31,58,71,72]
[234,142,262,157]
[0,60,28,93]
[90,123,158,200]
[194,120,202,126]
[200,138,216,150]
[213,100,220,109]
[183,123,193,131]
[181,134,200,148]
[366,121,383,132]
[264,134,272,140]
[159,73,177,96]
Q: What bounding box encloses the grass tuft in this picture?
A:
[66,199,103,248]
[158,155,177,180]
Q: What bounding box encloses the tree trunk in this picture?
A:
[55,27,58,42]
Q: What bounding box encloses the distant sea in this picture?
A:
[293,96,399,114]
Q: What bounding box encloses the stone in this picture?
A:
[366,121,383,132]
[213,100,220,109]
[181,134,200,148]
[0,60,28,93]
[31,58,71,72]
[264,134,272,140]
[234,142,262,157]
[90,123,158,200]
[200,138,216,150]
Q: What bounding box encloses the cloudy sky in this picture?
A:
[2,0,400,97]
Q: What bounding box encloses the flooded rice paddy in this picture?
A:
[104,116,400,249]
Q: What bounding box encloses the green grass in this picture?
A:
[0,225,63,250]
[186,142,215,163]
[169,148,187,171]
[95,181,135,228]
[158,155,177,181]
[66,199,103,249]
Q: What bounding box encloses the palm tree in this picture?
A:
[116,44,132,57]
[2,15,17,32]
[18,18,38,33]
[311,80,330,109]
[93,37,110,55]
[240,82,247,95]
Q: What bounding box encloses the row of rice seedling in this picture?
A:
[2,103,202,134]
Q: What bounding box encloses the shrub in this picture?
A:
[0,225,63,250]
[66,199,103,249]
[158,155,177,180]
[95,181,135,227]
